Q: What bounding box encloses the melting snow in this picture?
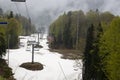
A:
[4,34,82,80]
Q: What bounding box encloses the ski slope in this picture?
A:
[4,34,82,80]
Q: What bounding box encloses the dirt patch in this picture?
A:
[49,49,83,60]
[20,62,44,71]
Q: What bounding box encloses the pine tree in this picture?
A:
[0,33,6,58]
[83,24,94,80]
[8,11,14,19]
[83,22,105,80]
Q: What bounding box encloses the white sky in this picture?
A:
[0,0,120,28]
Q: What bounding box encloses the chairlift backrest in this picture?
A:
[11,0,26,2]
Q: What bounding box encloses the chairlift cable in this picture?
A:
[11,0,31,20]
[14,2,21,15]
[24,2,31,20]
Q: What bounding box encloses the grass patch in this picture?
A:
[20,62,44,71]
[49,49,83,60]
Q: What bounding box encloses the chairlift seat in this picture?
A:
[11,0,26,2]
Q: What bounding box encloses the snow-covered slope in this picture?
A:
[4,34,82,80]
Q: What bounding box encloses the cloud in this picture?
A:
[0,0,120,30]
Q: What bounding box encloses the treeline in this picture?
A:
[15,14,36,36]
[49,10,120,80]
[0,7,36,57]
[49,10,114,51]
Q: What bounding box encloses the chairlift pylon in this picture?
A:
[11,0,26,2]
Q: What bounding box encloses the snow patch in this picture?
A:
[4,34,82,80]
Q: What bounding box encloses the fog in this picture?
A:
[0,0,120,30]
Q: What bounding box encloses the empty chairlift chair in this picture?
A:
[11,0,26,2]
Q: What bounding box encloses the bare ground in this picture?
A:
[49,49,83,60]
[20,62,44,71]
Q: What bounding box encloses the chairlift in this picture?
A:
[11,0,26,2]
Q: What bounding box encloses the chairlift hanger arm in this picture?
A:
[11,0,26,2]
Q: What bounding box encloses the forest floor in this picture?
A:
[49,49,83,60]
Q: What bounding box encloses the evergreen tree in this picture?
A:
[0,32,6,58]
[0,8,3,17]
[83,24,94,80]
[64,11,72,48]
[83,22,105,80]
[8,11,14,19]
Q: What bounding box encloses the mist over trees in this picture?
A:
[49,10,114,51]
[15,14,36,36]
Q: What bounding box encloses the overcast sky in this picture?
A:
[0,0,120,29]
